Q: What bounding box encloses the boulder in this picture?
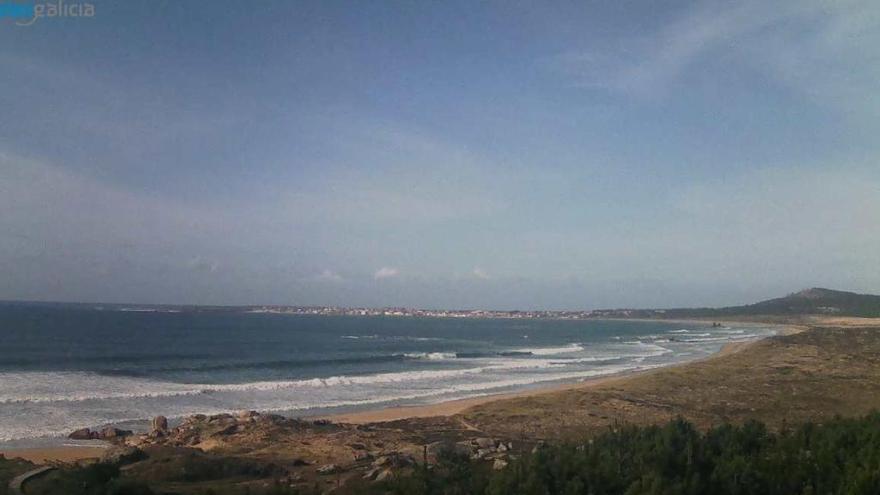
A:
[208,413,234,423]
[354,451,374,462]
[68,428,94,440]
[151,415,168,432]
[237,410,259,421]
[375,469,393,482]
[492,459,508,471]
[474,437,495,449]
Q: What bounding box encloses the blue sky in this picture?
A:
[1,0,878,309]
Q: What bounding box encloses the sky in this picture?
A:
[1,0,879,310]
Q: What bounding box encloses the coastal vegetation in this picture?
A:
[374,413,880,495]
[7,413,880,494]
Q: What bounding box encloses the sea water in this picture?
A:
[0,303,776,443]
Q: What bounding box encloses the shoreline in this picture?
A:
[0,320,791,463]
[324,325,787,424]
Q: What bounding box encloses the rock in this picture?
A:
[475,448,493,459]
[68,428,94,440]
[99,427,132,439]
[151,415,168,432]
[257,414,285,425]
[373,453,414,468]
[126,434,150,448]
[375,468,393,482]
[474,437,496,449]
[100,446,145,466]
[493,459,508,471]
[212,424,240,437]
[354,451,374,462]
[497,443,508,452]
[317,464,341,475]
[237,410,259,421]
[312,419,331,426]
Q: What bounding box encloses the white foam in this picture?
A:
[515,344,584,355]
[0,357,573,405]
[403,352,456,360]
[0,364,651,442]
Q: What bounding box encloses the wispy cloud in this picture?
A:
[549,0,880,113]
[374,267,400,280]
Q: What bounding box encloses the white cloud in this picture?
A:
[374,267,400,280]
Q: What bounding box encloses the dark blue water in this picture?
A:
[0,304,776,442]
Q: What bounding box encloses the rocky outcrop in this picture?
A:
[68,427,132,441]
[151,415,168,433]
[68,428,95,440]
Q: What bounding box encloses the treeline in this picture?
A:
[375,413,880,495]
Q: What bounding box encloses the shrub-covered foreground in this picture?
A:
[8,413,880,494]
[377,413,880,495]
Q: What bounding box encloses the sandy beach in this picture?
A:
[327,322,786,424]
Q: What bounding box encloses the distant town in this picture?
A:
[243,305,660,319]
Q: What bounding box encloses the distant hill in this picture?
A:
[593,288,880,319]
[724,288,880,317]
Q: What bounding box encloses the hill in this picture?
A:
[592,288,880,318]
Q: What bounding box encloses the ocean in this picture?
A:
[0,304,776,444]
